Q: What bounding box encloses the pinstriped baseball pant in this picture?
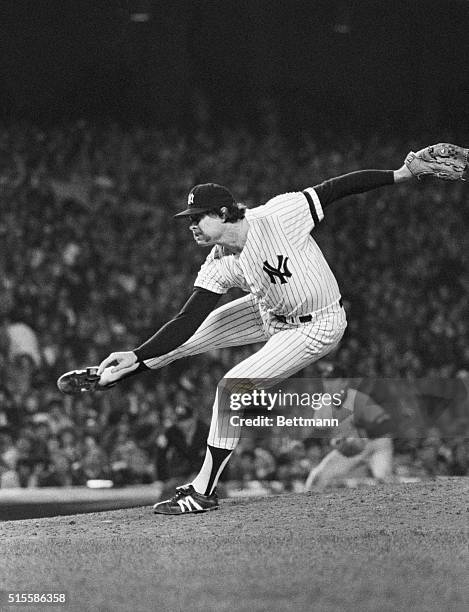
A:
[144,294,347,450]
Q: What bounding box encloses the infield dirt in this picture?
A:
[1,478,468,612]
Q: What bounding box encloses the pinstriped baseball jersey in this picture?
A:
[194,188,341,317]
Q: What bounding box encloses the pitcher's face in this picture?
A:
[189,213,225,246]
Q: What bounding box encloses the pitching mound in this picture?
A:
[1,478,468,612]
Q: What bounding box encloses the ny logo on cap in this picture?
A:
[188,192,195,205]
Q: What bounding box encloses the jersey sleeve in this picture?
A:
[194,246,236,294]
[302,188,325,227]
[260,190,324,241]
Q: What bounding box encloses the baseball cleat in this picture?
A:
[153,484,219,515]
[57,367,115,395]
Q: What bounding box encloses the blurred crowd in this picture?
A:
[1,121,468,489]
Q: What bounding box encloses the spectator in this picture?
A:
[77,435,111,484]
[275,441,310,490]
[228,449,257,483]
[110,439,154,486]
[156,405,209,483]
[6,320,41,366]
[0,430,20,488]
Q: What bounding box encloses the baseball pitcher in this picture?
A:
[58,143,468,515]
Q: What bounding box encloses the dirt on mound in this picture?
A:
[1,478,468,612]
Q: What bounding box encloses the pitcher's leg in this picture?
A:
[191,309,346,497]
[142,294,266,370]
[208,310,347,450]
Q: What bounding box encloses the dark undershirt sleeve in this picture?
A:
[117,361,152,379]
[312,169,395,209]
[133,287,222,362]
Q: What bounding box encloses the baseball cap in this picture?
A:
[174,183,235,218]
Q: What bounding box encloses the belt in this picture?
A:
[275,298,343,324]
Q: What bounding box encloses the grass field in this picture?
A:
[1,478,468,612]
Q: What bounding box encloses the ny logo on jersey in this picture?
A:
[263,255,292,284]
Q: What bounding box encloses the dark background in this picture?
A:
[0,0,468,133]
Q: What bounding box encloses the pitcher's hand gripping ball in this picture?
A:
[57,366,113,395]
[405,143,468,181]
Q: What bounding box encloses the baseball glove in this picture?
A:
[405,143,468,181]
